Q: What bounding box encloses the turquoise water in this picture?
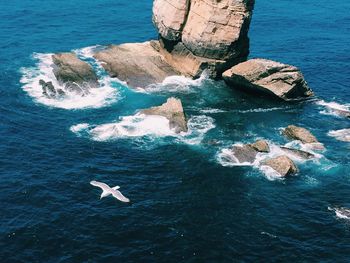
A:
[1,0,350,262]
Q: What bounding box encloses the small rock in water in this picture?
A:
[140,97,188,133]
[280,147,315,160]
[39,79,56,98]
[230,145,257,164]
[263,155,298,177]
[249,140,270,153]
[283,125,319,144]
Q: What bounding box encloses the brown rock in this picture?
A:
[283,125,319,144]
[263,156,298,177]
[222,59,314,101]
[52,53,98,90]
[249,140,270,153]
[140,97,188,133]
[94,41,179,88]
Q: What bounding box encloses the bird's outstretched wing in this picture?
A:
[90,180,110,191]
[111,190,130,203]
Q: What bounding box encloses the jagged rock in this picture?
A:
[222,59,314,101]
[283,125,319,144]
[94,41,179,88]
[280,147,315,159]
[230,145,257,163]
[152,0,255,76]
[152,0,189,41]
[52,53,98,93]
[249,140,270,153]
[140,97,188,133]
[39,79,56,97]
[263,156,298,177]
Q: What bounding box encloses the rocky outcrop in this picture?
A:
[263,156,298,177]
[52,53,98,92]
[140,97,188,133]
[230,144,257,163]
[94,41,179,88]
[222,59,314,101]
[39,80,65,98]
[283,125,318,144]
[153,0,255,77]
[280,147,315,160]
[249,140,270,153]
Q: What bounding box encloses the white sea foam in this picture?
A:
[136,71,209,93]
[71,113,215,146]
[328,207,350,220]
[328,129,350,142]
[20,52,119,109]
[316,100,350,117]
[236,107,289,113]
[200,108,227,114]
[73,45,102,59]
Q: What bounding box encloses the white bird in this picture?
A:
[90,181,130,203]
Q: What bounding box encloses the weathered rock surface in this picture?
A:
[152,0,189,41]
[52,53,98,92]
[140,97,188,133]
[280,147,315,160]
[230,145,257,163]
[263,156,298,177]
[283,125,319,144]
[222,59,314,101]
[39,80,65,98]
[153,0,255,76]
[249,140,270,153]
[94,41,179,88]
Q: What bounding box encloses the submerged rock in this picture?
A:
[283,125,319,144]
[230,145,257,164]
[249,140,270,153]
[263,156,298,177]
[153,0,255,77]
[140,97,188,133]
[52,53,98,93]
[94,41,179,88]
[39,79,56,97]
[280,147,315,160]
[222,59,313,101]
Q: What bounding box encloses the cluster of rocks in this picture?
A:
[225,125,323,177]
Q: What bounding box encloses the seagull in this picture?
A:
[90,181,130,203]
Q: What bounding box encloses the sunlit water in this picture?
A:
[1,0,349,262]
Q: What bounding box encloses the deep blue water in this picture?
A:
[1,0,350,262]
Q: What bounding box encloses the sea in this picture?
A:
[0,0,349,262]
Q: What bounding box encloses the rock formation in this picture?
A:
[230,144,258,163]
[140,97,188,133]
[249,140,270,153]
[263,156,298,177]
[283,125,318,144]
[152,0,255,78]
[280,147,315,160]
[222,59,314,101]
[52,53,98,93]
[94,41,179,88]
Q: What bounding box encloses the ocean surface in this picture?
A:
[1,0,350,262]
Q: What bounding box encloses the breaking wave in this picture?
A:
[20,50,119,110]
[316,100,350,118]
[328,207,350,220]
[328,129,350,142]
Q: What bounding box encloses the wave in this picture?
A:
[328,129,350,142]
[20,51,119,110]
[316,100,350,117]
[328,207,350,220]
[71,114,215,145]
[135,71,209,94]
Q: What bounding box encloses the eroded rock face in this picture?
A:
[52,53,98,92]
[153,0,255,76]
[94,41,179,88]
[283,125,318,144]
[39,79,65,98]
[140,97,188,133]
[263,156,298,177]
[152,0,189,41]
[222,59,314,101]
[249,140,270,153]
